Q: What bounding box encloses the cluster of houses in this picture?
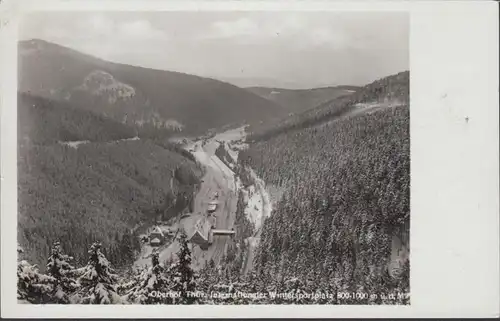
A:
[142,190,235,250]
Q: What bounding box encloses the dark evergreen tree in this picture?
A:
[76,242,122,304]
[125,249,169,304]
[171,231,197,304]
[17,245,55,304]
[46,241,79,303]
[120,229,134,265]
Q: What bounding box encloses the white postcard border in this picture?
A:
[1,0,499,318]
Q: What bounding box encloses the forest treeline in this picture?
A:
[18,92,137,144]
[18,140,202,269]
[18,92,203,269]
[18,231,409,305]
[246,85,360,115]
[17,69,410,304]
[239,72,410,297]
[248,71,409,142]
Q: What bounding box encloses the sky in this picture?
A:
[19,11,409,89]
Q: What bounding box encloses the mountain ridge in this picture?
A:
[18,39,285,137]
[246,85,360,115]
[247,70,409,141]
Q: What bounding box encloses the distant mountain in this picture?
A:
[214,76,311,90]
[246,86,360,115]
[18,39,284,137]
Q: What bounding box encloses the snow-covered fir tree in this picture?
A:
[197,258,218,294]
[171,231,197,304]
[125,249,170,304]
[46,241,79,303]
[17,245,55,304]
[116,266,142,298]
[76,242,122,304]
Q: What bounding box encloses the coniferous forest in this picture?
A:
[17,71,410,305]
[18,93,203,269]
[239,72,410,298]
[15,34,410,305]
[18,230,409,305]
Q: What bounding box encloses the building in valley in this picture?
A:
[149,226,164,246]
[188,217,235,250]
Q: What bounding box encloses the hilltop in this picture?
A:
[246,85,360,115]
[247,71,409,141]
[18,39,284,137]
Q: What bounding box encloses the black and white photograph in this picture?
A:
[14,9,410,305]
[1,0,498,317]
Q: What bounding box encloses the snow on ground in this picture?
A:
[118,136,140,142]
[191,133,244,192]
[135,126,249,270]
[226,140,249,163]
[242,235,260,275]
[210,155,236,191]
[317,99,407,131]
[58,136,140,149]
[239,165,275,275]
[213,125,247,142]
[134,214,199,269]
[235,176,243,192]
[354,102,384,109]
[190,142,214,168]
[354,99,405,110]
[134,126,246,270]
[244,191,263,230]
[246,236,259,247]
[225,142,239,163]
[241,168,273,232]
[229,141,249,150]
[58,140,90,149]
[190,140,236,192]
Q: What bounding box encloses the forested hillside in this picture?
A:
[18,92,136,145]
[18,39,284,137]
[18,93,203,269]
[18,225,409,305]
[246,86,359,115]
[239,71,410,297]
[248,71,409,141]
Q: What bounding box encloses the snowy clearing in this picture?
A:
[212,126,247,142]
[242,167,273,232]
[58,140,90,149]
[118,136,140,142]
[58,136,140,149]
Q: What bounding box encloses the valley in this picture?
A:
[16,39,409,306]
[134,126,272,275]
